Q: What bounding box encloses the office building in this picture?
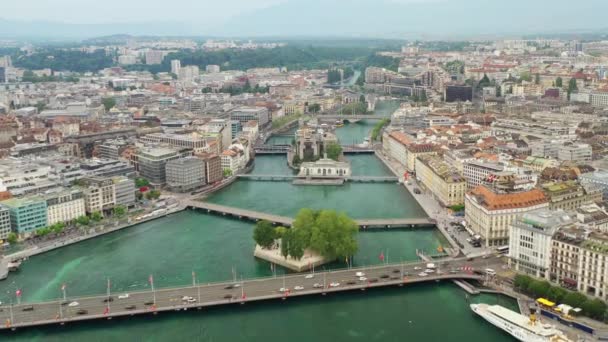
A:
[382,131,411,169]
[558,143,592,163]
[230,120,242,140]
[0,67,5,83]
[166,157,206,193]
[171,60,181,75]
[206,65,220,73]
[509,209,573,279]
[540,181,601,212]
[112,176,136,208]
[580,170,608,201]
[462,160,504,190]
[2,197,48,235]
[137,148,182,186]
[445,84,473,102]
[230,107,270,127]
[145,50,164,65]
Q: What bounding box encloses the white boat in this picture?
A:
[470,303,571,342]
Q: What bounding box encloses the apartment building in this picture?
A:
[540,181,602,212]
[230,107,270,127]
[80,177,116,214]
[462,160,504,190]
[558,143,592,163]
[137,148,182,186]
[415,155,466,207]
[406,144,437,172]
[0,205,11,240]
[382,131,412,170]
[465,186,548,247]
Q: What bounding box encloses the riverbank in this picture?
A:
[0,206,186,281]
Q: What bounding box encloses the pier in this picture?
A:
[0,259,488,332]
[185,201,435,229]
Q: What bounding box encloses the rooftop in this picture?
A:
[468,185,547,211]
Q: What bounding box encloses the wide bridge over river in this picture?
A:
[254,144,375,155]
[0,259,488,331]
[236,174,398,183]
[185,201,435,229]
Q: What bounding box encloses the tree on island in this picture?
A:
[253,220,277,249]
[325,142,342,161]
[267,208,358,261]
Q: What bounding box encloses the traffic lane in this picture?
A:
[0,259,505,325]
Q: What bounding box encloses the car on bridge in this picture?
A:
[329,282,340,288]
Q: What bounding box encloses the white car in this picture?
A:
[294,285,304,291]
[359,277,367,281]
[118,294,130,299]
[187,298,197,303]
[304,274,314,279]
[355,272,365,277]
[279,287,289,292]
[233,284,241,288]
[68,301,79,307]
[424,269,435,273]
[418,272,428,277]
[313,283,323,288]
[329,282,340,288]
[414,266,422,271]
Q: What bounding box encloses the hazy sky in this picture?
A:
[4,0,285,24]
[3,0,430,25]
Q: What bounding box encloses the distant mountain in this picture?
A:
[218,0,608,39]
[0,19,196,40]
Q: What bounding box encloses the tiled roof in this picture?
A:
[388,131,412,146]
[468,185,547,211]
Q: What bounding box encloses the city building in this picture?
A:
[43,188,86,226]
[444,84,473,103]
[509,209,573,279]
[136,148,182,186]
[230,107,270,127]
[0,205,11,240]
[580,170,608,201]
[80,177,116,214]
[382,131,411,169]
[140,133,208,153]
[298,158,351,179]
[540,181,602,212]
[558,143,592,163]
[463,160,505,190]
[199,153,222,184]
[465,186,549,247]
[550,226,586,290]
[415,155,466,207]
[406,144,436,172]
[166,157,206,193]
[171,60,181,75]
[1,196,48,236]
[145,50,164,65]
[206,65,220,73]
[112,176,136,208]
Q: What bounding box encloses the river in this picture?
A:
[0,100,517,341]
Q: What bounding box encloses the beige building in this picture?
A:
[541,181,602,212]
[43,189,86,225]
[406,144,437,172]
[81,177,116,214]
[415,155,466,207]
[382,131,411,170]
[465,186,549,247]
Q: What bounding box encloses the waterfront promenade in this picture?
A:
[185,200,435,228]
[0,258,493,331]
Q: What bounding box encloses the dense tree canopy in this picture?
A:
[325,142,342,161]
[253,220,277,249]
[283,209,358,261]
[14,49,113,72]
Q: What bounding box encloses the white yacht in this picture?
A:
[470,303,571,342]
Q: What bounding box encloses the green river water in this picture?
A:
[0,101,517,341]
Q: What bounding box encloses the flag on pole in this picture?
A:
[242,293,247,300]
[15,289,22,297]
[379,251,385,262]
[149,274,154,285]
[107,278,111,289]
[61,284,66,291]
[103,307,109,315]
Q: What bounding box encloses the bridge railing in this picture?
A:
[5,258,468,306]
